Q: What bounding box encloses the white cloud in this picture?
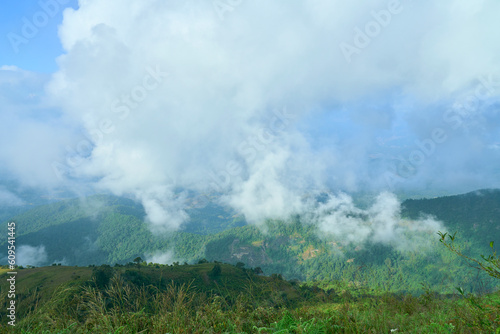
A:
[309,192,443,251]
[0,68,80,189]
[2,0,500,231]
[0,188,25,207]
[145,250,176,265]
[0,65,20,71]
[16,245,48,267]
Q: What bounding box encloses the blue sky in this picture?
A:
[0,1,78,73]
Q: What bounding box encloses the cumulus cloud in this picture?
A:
[2,0,500,233]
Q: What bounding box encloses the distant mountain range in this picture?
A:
[1,189,499,294]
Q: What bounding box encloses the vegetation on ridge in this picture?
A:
[0,256,499,333]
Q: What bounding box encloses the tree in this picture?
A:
[133,257,143,270]
[271,273,283,281]
[209,263,222,278]
[92,265,114,289]
[253,267,264,275]
[438,231,500,280]
[236,262,245,269]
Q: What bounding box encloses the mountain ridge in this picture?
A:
[1,188,499,294]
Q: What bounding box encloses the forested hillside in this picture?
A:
[402,189,500,248]
[1,190,499,295]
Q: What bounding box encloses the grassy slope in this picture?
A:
[0,264,498,333]
[1,266,92,305]
[0,263,308,324]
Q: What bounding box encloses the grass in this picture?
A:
[0,264,499,333]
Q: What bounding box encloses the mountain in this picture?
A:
[0,193,245,266]
[0,179,79,226]
[1,189,499,294]
[402,188,500,247]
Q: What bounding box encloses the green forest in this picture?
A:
[0,189,499,332]
[1,190,499,294]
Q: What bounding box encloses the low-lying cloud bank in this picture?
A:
[308,192,443,252]
[145,250,176,265]
[15,245,48,267]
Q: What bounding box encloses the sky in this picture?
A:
[1,0,500,234]
[0,1,79,72]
